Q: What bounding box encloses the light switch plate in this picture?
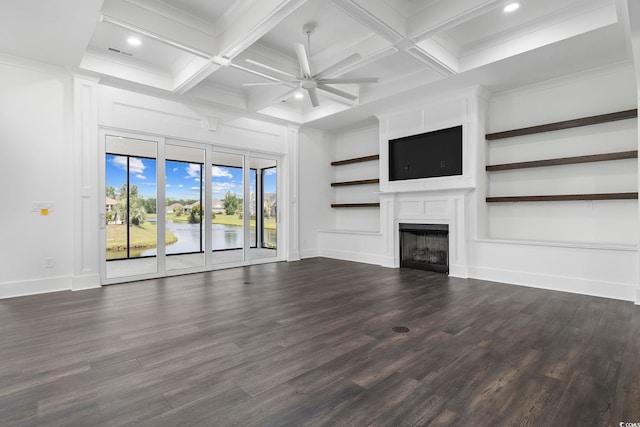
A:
[32,201,53,212]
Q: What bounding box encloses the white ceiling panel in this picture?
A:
[1,0,633,126]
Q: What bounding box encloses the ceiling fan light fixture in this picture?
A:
[503,2,520,13]
[301,79,317,90]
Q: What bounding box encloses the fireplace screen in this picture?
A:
[399,223,449,274]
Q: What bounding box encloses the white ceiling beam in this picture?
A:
[173,58,222,95]
[409,0,503,42]
[215,0,310,60]
[330,0,456,76]
[407,42,459,75]
[330,0,406,43]
[460,1,619,71]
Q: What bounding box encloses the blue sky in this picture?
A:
[106,155,276,201]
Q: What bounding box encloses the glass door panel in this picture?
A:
[251,157,278,261]
[105,135,158,279]
[165,144,206,272]
[212,151,245,265]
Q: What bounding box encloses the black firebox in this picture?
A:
[399,223,449,274]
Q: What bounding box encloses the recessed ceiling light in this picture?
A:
[127,37,142,46]
[294,92,304,99]
[504,2,520,13]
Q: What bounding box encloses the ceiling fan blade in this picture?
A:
[320,77,378,84]
[317,83,357,101]
[245,59,298,79]
[308,88,320,107]
[295,43,312,78]
[315,53,361,78]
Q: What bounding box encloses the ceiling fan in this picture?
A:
[243,23,378,108]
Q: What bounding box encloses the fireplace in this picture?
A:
[399,223,449,274]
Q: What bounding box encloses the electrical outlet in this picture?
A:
[44,257,55,268]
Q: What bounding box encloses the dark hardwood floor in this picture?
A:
[1,258,638,426]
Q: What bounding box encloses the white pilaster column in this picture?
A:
[287,124,301,261]
[72,75,101,290]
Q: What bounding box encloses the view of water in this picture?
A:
[137,221,276,256]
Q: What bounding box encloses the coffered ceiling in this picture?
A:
[0,0,635,128]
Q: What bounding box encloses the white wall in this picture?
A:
[0,58,297,298]
[298,126,333,258]
[332,124,380,231]
[470,64,640,302]
[484,65,638,244]
[308,122,388,265]
[0,57,74,297]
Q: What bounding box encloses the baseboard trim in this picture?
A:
[287,251,301,262]
[0,276,72,299]
[71,274,101,291]
[300,248,321,259]
[320,249,393,267]
[469,265,637,302]
[449,264,469,279]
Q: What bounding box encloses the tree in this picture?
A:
[106,186,116,199]
[143,197,156,214]
[129,201,147,226]
[188,205,201,224]
[223,191,239,215]
[263,200,275,218]
[174,206,184,217]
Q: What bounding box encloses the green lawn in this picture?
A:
[164,212,277,230]
[106,222,177,253]
[213,214,277,230]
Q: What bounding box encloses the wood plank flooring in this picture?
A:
[0,257,639,426]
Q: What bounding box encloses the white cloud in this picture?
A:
[172,167,179,172]
[129,157,146,174]
[178,184,183,188]
[111,156,128,171]
[211,182,236,195]
[166,184,171,188]
[264,168,276,176]
[112,156,147,179]
[185,163,201,178]
[212,166,232,178]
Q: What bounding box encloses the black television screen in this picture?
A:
[389,125,463,181]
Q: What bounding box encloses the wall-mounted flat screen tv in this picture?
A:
[389,125,463,181]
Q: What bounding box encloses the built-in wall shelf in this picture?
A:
[486,109,638,205]
[331,154,380,209]
[331,179,380,187]
[331,203,381,208]
[486,193,638,203]
[331,154,379,166]
[486,151,638,172]
[485,109,637,140]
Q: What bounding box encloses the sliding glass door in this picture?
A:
[165,144,206,272]
[211,151,245,265]
[252,157,278,261]
[102,133,281,283]
[104,135,158,279]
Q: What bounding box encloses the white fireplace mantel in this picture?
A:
[380,189,471,278]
